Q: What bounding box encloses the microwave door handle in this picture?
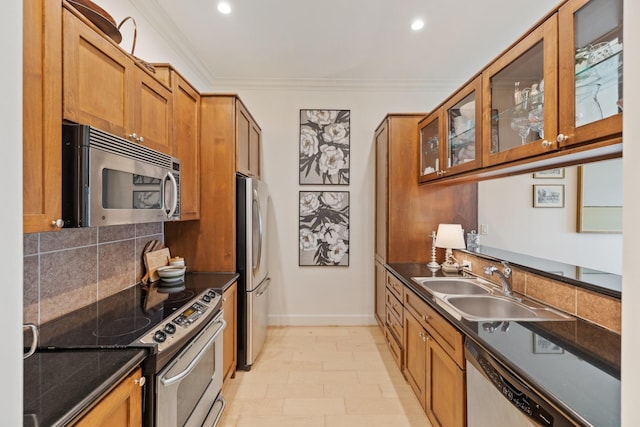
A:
[164,171,178,218]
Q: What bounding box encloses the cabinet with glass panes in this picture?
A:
[482,0,622,168]
[558,0,622,146]
[419,76,482,183]
[482,15,559,167]
[418,111,442,183]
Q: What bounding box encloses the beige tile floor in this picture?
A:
[219,326,432,427]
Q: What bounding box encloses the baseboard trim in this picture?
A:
[268,314,376,326]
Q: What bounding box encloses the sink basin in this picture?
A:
[411,277,491,296]
[439,295,573,322]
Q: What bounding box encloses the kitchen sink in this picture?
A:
[411,277,492,296]
[439,295,573,322]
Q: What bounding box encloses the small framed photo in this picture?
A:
[533,184,564,208]
[533,168,564,179]
[532,333,564,354]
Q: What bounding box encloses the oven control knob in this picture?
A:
[207,290,216,298]
[164,323,176,334]
[202,294,212,303]
[153,331,167,343]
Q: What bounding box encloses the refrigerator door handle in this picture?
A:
[252,188,263,274]
[255,278,271,297]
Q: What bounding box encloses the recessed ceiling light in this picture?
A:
[217,2,232,14]
[411,19,425,31]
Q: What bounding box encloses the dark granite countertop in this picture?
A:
[25,272,237,426]
[183,272,239,293]
[23,348,147,427]
[387,262,621,427]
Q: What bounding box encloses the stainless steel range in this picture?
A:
[36,275,229,427]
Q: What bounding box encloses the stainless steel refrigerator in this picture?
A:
[236,174,270,370]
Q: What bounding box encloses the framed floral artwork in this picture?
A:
[299,109,350,185]
[299,191,349,266]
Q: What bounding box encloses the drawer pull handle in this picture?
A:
[422,315,430,322]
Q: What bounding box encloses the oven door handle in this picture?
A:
[160,318,226,387]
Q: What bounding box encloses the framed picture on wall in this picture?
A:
[299,109,350,185]
[299,191,349,266]
[533,184,564,208]
[533,168,564,179]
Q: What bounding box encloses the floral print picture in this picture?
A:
[299,109,350,185]
[299,191,350,266]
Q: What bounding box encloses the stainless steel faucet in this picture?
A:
[484,261,513,297]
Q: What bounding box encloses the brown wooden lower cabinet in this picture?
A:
[72,367,143,427]
[222,281,238,384]
[374,261,386,327]
[404,302,466,427]
[404,310,428,407]
[426,335,466,427]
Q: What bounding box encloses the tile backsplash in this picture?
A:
[23,222,163,325]
[455,251,622,334]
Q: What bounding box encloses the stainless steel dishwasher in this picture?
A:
[465,338,577,427]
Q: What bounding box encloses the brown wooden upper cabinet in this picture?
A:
[558,0,623,147]
[154,66,201,220]
[417,0,624,181]
[62,6,173,154]
[482,15,559,167]
[23,0,63,233]
[419,77,482,183]
[236,100,261,178]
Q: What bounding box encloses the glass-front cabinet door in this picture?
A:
[482,16,558,167]
[443,76,482,176]
[418,111,443,183]
[558,0,623,147]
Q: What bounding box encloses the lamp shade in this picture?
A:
[435,224,466,249]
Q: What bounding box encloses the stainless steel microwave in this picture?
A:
[62,124,181,227]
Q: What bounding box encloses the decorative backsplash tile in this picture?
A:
[455,250,622,334]
[23,223,164,325]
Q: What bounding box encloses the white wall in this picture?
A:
[478,163,623,275]
[212,85,447,325]
[4,0,22,424]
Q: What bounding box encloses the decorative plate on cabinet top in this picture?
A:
[67,0,123,44]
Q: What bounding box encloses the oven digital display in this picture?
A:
[183,307,196,318]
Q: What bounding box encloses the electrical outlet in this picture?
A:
[461,260,472,271]
[480,224,489,235]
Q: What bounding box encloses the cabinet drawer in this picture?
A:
[386,289,403,323]
[385,304,403,345]
[384,326,403,370]
[386,271,404,301]
[404,289,465,368]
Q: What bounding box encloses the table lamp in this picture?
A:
[435,223,466,273]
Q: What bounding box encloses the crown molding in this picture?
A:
[128,0,216,90]
[127,1,461,93]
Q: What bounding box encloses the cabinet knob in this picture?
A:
[129,133,137,141]
[51,219,64,228]
[138,136,145,143]
[541,140,553,148]
[135,376,146,387]
[422,314,430,322]
[222,297,227,302]
[556,134,568,143]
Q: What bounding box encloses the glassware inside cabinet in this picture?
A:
[447,92,477,167]
[574,0,623,127]
[489,41,545,154]
[420,118,440,177]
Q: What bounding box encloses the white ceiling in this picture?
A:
[116,0,561,88]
